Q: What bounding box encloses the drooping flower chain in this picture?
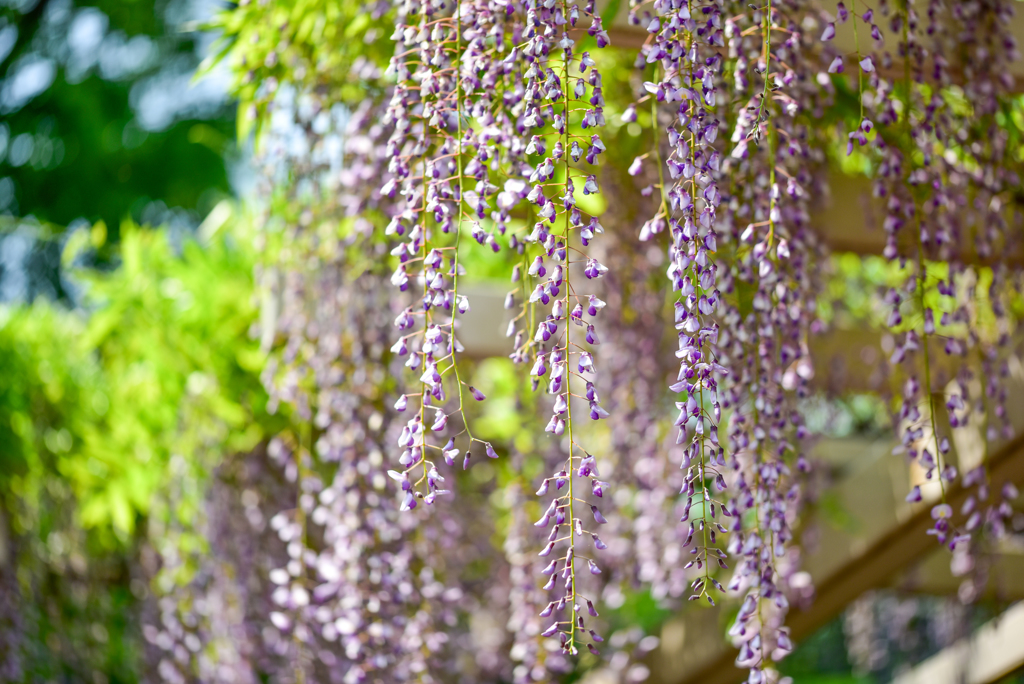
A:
[248,77,467,681]
[383,0,505,512]
[509,0,613,656]
[633,0,730,611]
[719,1,829,679]
[935,0,1021,577]
[848,0,1023,560]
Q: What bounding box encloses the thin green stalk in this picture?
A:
[450,3,476,445]
[560,33,578,654]
[914,208,946,503]
[901,3,945,502]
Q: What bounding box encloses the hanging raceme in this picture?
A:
[866,0,1015,555]
[383,0,508,511]
[937,0,1022,583]
[718,1,823,679]
[633,0,730,610]
[511,0,614,657]
[877,0,1022,592]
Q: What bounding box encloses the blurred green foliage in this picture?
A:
[0,205,278,679]
[2,206,270,539]
[0,0,235,230]
[205,0,394,138]
[5,81,233,229]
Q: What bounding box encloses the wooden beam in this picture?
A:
[893,544,1024,603]
[891,601,1024,684]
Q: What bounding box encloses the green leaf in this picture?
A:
[601,0,623,25]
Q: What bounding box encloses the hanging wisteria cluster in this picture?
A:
[378,0,621,657]
[716,7,816,682]
[829,0,1024,599]
[160,0,1024,681]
